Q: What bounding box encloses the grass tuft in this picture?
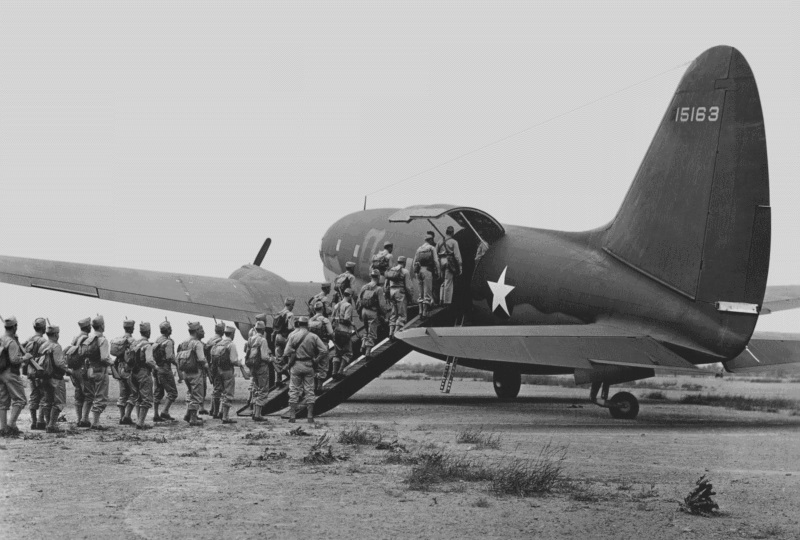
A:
[337,424,382,445]
[490,443,566,497]
[679,394,800,412]
[456,428,501,449]
[643,391,668,400]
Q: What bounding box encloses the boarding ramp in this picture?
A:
[256,307,451,418]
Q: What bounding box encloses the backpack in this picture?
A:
[65,335,88,369]
[385,265,403,283]
[308,317,330,341]
[0,338,9,372]
[416,246,434,267]
[176,340,199,374]
[245,335,264,369]
[361,287,380,310]
[78,335,101,363]
[272,310,291,337]
[110,335,132,357]
[334,273,352,293]
[39,347,65,379]
[371,252,390,273]
[128,339,150,370]
[211,340,233,371]
[152,338,171,366]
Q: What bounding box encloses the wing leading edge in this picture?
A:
[0,255,266,324]
[761,285,800,314]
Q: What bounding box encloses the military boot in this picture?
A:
[161,400,174,421]
[46,408,62,433]
[418,302,426,320]
[331,360,341,380]
[117,405,126,421]
[0,410,8,437]
[38,408,50,430]
[8,405,24,435]
[80,402,92,428]
[209,399,218,419]
[288,404,297,423]
[152,403,163,422]
[30,409,39,430]
[188,409,204,427]
[136,407,150,430]
[89,411,107,431]
[221,405,237,424]
[121,403,134,425]
[74,404,83,426]
[307,404,315,424]
[252,404,266,422]
[213,399,222,419]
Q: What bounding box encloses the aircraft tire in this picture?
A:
[608,392,639,419]
[493,369,521,400]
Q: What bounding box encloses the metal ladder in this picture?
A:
[439,313,465,394]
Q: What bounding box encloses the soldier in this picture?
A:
[437,225,462,306]
[272,298,295,386]
[210,325,241,424]
[153,320,180,422]
[308,282,335,317]
[358,269,388,357]
[70,317,92,427]
[206,321,225,419]
[247,320,271,422]
[371,241,394,282]
[334,261,357,299]
[110,319,136,425]
[281,316,327,424]
[176,322,208,426]
[413,231,440,319]
[0,316,31,437]
[385,255,414,337]
[38,323,70,433]
[331,288,356,379]
[128,322,156,429]
[22,318,49,430]
[84,315,113,430]
[309,301,334,393]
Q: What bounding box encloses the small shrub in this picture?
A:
[456,427,501,449]
[473,497,491,508]
[681,383,704,391]
[490,444,566,497]
[337,424,382,445]
[643,391,668,400]
[242,432,270,441]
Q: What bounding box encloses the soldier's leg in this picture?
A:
[287,366,303,422]
[0,378,10,434]
[1,370,28,433]
[47,379,67,433]
[89,371,109,429]
[221,371,237,424]
[39,379,54,431]
[252,365,269,421]
[28,378,43,429]
[70,373,85,425]
[397,290,408,330]
[185,372,204,426]
[212,374,225,419]
[198,372,209,415]
[136,372,154,428]
[152,370,164,421]
[80,371,93,426]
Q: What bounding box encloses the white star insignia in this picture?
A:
[487,266,515,316]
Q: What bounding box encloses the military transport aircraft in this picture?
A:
[2,45,799,419]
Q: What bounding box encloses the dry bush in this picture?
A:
[456,427,501,449]
[490,443,566,497]
[337,424,382,445]
[643,391,668,400]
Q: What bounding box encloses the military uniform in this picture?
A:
[129,323,157,429]
[385,256,414,336]
[437,227,462,305]
[334,262,357,300]
[84,315,112,430]
[413,232,440,318]
[331,290,356,379]
[247,321,272,422]
[309,304,335,391]
[272,299,295,383]
[211,327,240,423]
[0,317,30,436]
[358,269,388,357]
[308,284,336,318]
[69,319,92,427]
[153,321,179,422]
[22,319,49,430]
[206,322,225,418]
[371,242,395,284]
[177,322,208,426]
[283,318,328,423]
[39,325,69,433]
[112,320,136,425]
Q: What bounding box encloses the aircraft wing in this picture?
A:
[0,255,265,324]
[395,324,702,373]
[722,331,800,372]
[760,285,800,314]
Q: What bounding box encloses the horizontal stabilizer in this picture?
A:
[723,332,800,372]
[760,285,800,314]
[395,324,701,373]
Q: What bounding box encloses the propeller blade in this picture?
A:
[254,238,271,266]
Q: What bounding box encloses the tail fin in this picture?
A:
[605,46,770,308]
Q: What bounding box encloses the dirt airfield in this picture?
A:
[2,374,799,540]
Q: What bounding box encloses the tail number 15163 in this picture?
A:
[675,106,719,122]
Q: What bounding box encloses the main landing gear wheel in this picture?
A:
[493,370,521,400]
[608,391,639,419]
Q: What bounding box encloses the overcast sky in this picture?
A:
[1,1,798,350]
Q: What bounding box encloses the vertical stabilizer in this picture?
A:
[605,46,769,308]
